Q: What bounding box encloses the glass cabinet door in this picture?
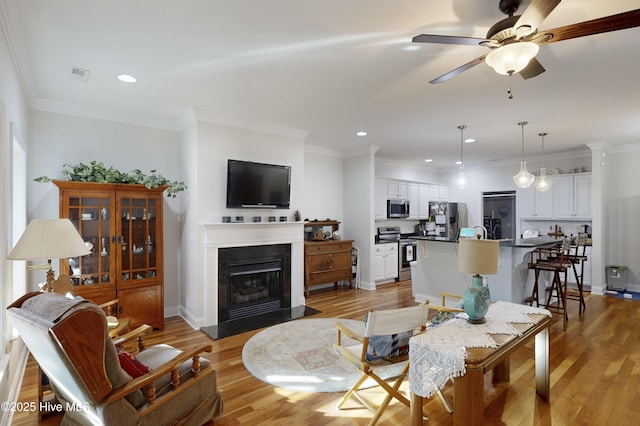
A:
[64,194,115,288]
[117,194,160,284]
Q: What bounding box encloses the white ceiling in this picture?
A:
[2,0,639,169]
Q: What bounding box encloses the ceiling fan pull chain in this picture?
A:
[507,74,514,99]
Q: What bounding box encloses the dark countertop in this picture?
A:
[411,235,564,248]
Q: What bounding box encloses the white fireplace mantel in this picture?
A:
[201,222,305,327]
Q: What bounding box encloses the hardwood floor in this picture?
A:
[12,282,640,425]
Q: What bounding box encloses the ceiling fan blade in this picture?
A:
[519,57,545,79]
[514,0,561,39]
[412,34,489,46]
[429,54,487,84]
[538,8,640,44]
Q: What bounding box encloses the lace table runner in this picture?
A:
[409,301,551,398]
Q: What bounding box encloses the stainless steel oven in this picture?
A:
[377,226,416,282]
[399,239,417,281]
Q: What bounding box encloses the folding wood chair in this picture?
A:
[333,304,451,425]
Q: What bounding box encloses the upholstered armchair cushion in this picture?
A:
[116,347,151,378]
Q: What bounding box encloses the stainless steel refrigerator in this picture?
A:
[428,202,468,239]
[482,191,516,240]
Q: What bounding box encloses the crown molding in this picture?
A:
[0,0,35,104]
[595,141,640,153]
[31,98,182,131]
[304,144,344,158]
[343,144,379,158]
[192,107,309,141]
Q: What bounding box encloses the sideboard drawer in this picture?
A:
[305,242,352,255]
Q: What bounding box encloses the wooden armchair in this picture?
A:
[8,292,223,426]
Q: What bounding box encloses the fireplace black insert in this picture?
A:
[218,244,291,323]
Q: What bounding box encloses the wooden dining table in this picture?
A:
[409,304,551,425]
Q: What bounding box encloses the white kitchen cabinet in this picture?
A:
[428,184,448,202]
[517,185,553,218]
[408,182,420,219]
[439,186,449,201]
[553,173,591,219]
[418,184,430,219]
[373,242,398,282]
[375,178,388,219]
[387,180,408,199]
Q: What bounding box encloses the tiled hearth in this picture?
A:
[201,222,305,327]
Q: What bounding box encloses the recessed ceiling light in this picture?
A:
[117,74,137,83]
[465,138,476,143]
[424,158,433,162]
[404,45,420,51]
[356,131,367,136]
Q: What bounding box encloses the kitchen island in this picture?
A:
[410,236,561,306]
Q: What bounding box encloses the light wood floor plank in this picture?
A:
[11,282,640,425]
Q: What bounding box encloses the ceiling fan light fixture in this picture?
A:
[486,42,539,75]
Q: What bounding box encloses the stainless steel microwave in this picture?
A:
[387,199,410,218]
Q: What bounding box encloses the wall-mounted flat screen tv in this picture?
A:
[226,159,291,209]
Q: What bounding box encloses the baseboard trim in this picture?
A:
[179,306,205,330]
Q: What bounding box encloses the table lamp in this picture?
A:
[457,237,500,324]
[7,218,91,292]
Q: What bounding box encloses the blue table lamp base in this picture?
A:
[463,274,490,324]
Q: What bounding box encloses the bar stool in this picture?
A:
[528,238,573,330]
[566,233,589,314]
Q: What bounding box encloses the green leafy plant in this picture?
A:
[35,161,187,197]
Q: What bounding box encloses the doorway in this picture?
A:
[482,191,516,240]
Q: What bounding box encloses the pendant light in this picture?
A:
[535,132,552,192]
[513,121,535,188]
[455,125,470,189]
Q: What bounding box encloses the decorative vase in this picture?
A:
[463,275,490,324]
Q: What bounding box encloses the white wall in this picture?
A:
[344,148,378,289]
[179,116,199,323]
[0,17,33,419]
[376,159,440,184]
[303,145,343,223]
[179,119,306,325]
[27,111,184,313]
[605,148,640,292]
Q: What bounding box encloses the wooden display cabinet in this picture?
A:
[55,180,165,329]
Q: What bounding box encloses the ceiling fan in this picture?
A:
[412,0,640,83]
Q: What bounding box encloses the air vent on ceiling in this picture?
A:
[70,66,90,82]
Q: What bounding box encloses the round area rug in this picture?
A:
[242,318,403,393]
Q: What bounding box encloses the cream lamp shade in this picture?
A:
[7,218,90,260]
[457,238,500,275]
[7,218,91,292]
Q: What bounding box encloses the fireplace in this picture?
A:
[218,244,291,323]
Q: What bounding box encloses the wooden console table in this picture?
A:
[303,239,354,297]
[409,303,551,425]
